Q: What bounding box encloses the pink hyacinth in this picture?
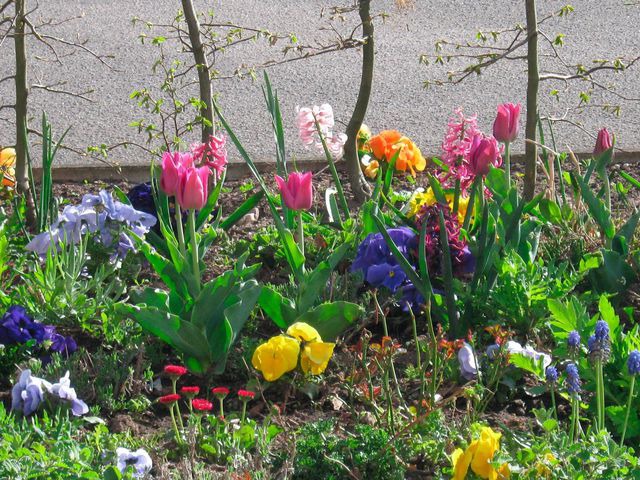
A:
[439,108,502,191]
[191,134,228,175]
[296,104,346,158]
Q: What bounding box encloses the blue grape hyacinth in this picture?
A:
[566,363,581,396]
[628,350,640,376]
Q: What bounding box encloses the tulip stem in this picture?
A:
[188,209,200,288]
[297,212,305,259]
[620,375,635,446]
[504,142,511,189]
[175,203,186,256]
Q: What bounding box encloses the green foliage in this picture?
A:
[0,403,144,479]
[292,419,405,480]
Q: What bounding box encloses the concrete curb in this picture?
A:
[34,152,638,183]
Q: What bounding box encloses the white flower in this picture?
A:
[49,371,89,416]
[116,447,152,478]
[458,342,478,380]
[486,340,551,370]
[11,369,51,416]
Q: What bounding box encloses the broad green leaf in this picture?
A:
[296,301,364,341]
[258,287,297,328]
[539,198,563,225]
[573,173,615,238]
[220,190,264,230]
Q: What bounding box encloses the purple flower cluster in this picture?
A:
[567,330,580,349]
[26,190,156,260]
[588,320,611,363]
[628,350,640,376]
[566,363,581,396]
[351,227,416,293]
[0,305,76,357]
[545,365,558,384]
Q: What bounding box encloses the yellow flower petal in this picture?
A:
[470,427,502,479]
[0,148,16,168]
[252,335,300,382]
[451,447,472,480]
[300,342,335,375]
[286,322,321,343]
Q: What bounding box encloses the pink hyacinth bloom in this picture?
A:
[275,171,313,211]
[296,104,346,158]
[492,103,521,143]
[177,166,211,210]
[594,128,613,156]
[468,134,501,177]
[160,152,194,197]
[191,134,228,175]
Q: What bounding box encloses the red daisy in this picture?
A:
[164,365,187,377]
[192,399,213,412]
[238,389,255,400]
[180,386,200,395]
[158,393,181,404]
[212,386,230,396]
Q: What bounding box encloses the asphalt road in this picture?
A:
[0,0,638,168]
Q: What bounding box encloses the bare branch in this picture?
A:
[31,83,95,102]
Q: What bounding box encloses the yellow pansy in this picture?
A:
[300,341,335,375]
[0,147,16,167]
[451,447,473,480]
[450,427,509,480]
[361,155,379,179]
[407,188,470,225]
[534,453,556,478]
[286,322,321,342]
[251,335,300,382]
[286,322,335,376]
[469,427,502,478]
[357,124,372,150]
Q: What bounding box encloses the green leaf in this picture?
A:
[573,173,615,238]
[296,301,364,341]
[117,303,210,372]
[607,405,640,440]
[220,190,264,231]
[598,294,620,335]
[538,198,563,225]
[297,243,349,314]
[509,352,545,380]
[258,287,297,328]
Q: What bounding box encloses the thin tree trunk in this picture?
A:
[181,0,214,141]
[14,0,35,227]
[343,0,374,203]
[523,0,539,200]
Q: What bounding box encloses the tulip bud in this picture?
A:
[594,128,613,156]
[274,171,313,211]
[177,166,210,210]
[468,135,500,177]
[492,103,521,143]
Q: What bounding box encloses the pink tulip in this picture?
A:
[177,166,211,210]
[468,134,500,177]
[274,171,313,211]
[594,128,613,156]
[160,152,194,196]
[492,103,521,143]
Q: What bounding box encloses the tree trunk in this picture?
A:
[14,0,36,227]
[523,0,539,200]
[343,0,375,203]
[181,0,214,141]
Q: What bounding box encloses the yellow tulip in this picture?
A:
[251,335,300,382]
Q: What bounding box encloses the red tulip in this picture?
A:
[160,152,193,196]
[594,128,613,156]
[492,103,521,143]
[177,166,211,210]
[468,134,500,177]
[274,171,313,211]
